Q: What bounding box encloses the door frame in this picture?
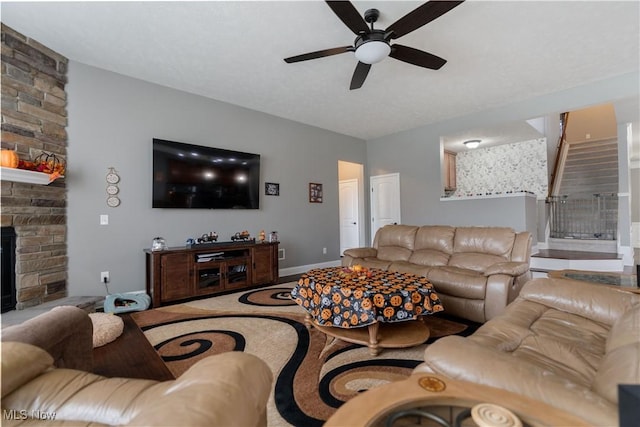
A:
[338,161,365,255]
[339,178,361,254]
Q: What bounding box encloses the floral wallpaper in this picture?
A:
[452,138,548,198]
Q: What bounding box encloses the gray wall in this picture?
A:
[66,62,366,296]
[367,73,639,248]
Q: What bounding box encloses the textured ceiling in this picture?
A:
[1,1,639,142]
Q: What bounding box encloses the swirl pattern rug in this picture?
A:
[131,283,476,427]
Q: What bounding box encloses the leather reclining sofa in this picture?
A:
[342,224,532,323]
[414,277,640,426]
[1,306,273,427]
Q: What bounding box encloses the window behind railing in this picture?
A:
[548,194,618,240]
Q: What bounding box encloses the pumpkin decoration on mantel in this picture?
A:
[1,149,19,168]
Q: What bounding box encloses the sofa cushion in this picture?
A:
[413,226,455,253]
[375,225,418,262]
[2,342,54,398]
[418,335,618,426]
[408,225,454,267]
[388,261,432,277]
[467,294,610,388]
[453,227,515,257]
[593,304,640,403]
[426,266,487,299]
[448,252,508,273]
[520,278,638,326]
[408,249,450,267]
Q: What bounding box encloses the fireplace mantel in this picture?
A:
[0,167,63,185]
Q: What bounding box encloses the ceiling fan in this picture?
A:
[284,1,465,90]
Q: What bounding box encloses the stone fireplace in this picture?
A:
[1,24,69,310]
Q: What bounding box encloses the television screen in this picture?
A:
[152,138,260,209]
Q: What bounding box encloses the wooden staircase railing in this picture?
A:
[547,112,569,200]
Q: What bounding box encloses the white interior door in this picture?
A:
[339,179,360,254]
[370,173,401,243]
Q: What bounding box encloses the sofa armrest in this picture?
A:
[127,352,273,427]
[1,306,93,371]
[2,349,273,427]
[342,247,377,259]
[484,261,529,277]
[418,336,617,426]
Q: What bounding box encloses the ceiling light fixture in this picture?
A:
[464,139,481,149]
[354,38,391,64]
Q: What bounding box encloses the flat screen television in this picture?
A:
[152,138,260,209]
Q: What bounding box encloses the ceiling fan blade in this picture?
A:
[326,1,369,35]
[350,62,371,90]
[284,46,353,63]
[389,44,447,70]
[386,1,465,39]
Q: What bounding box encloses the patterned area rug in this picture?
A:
[131,283,476,427]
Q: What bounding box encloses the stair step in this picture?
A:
[531,250,624,272]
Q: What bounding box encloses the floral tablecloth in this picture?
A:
[291,267,443,328]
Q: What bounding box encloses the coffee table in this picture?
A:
[291,267,443,355]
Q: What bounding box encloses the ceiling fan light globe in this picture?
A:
[354,41,391,64]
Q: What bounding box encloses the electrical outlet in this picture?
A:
[101,271,110,283]
[322,247,327,255]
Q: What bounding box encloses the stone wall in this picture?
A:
[1,24,68,309]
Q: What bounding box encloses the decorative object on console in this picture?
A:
[199,231,218,243]
[231,230,251,241]
[151,237,167,251]
[105,167,121,208]
[259,230,266,242]
[269,231,278,242]
[309,182,323,203]
[265,182,280,196]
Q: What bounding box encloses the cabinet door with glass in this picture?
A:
[225,257,251,290]
[195,261,224,296]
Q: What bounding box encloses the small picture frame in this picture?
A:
[309,183,323,203]
[265,182,280,196]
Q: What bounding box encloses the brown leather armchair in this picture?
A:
[1,307,273,427]
[414,277,640,426]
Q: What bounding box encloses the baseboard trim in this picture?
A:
[279,260,341,277]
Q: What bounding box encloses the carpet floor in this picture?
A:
[131,283,476,427]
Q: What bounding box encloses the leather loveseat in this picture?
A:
[1,306,273,427]
[414,277,640,426]
[342,225,532,323]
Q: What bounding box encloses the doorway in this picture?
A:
[370,173,401,241]
[338,161,365,255]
